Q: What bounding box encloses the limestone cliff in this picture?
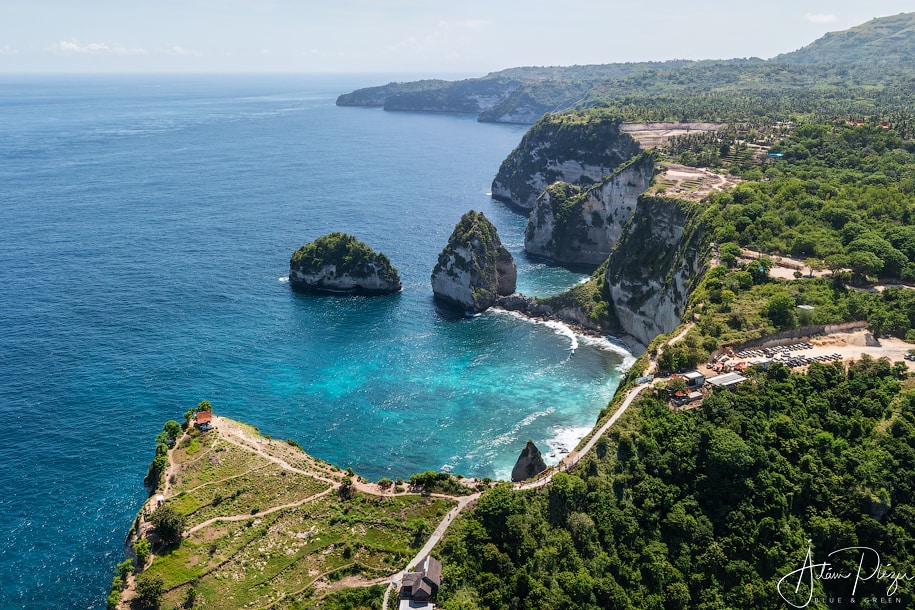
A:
[602,196,710,348]
[384,78,521,115]
[491,112,643,210]
[289,233,401,295]
[431,211,517,313]
[511,440,547,482]
[524,152,655,267]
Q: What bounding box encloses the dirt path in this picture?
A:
[383,492,480,609]
[186,487,336,535]
[214,417,339,486]
[646,323,694,375]
[518,382,648,490]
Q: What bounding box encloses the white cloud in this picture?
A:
[384,18,491,57]
[804,13,839,24]
[54,39,147,55]
[0,45,20,55]
[166,46,201,57]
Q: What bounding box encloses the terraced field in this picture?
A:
[122,417,459,610]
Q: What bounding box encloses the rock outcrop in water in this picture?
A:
[431,211,516,313]
[289,233,401,295]
[511,440,547,482]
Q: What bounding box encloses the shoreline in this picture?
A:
[488,305,639,470]
[490,304,644,360]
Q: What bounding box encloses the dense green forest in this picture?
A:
[435,359,915,609]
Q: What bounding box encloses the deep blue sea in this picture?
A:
[0,74,629,608]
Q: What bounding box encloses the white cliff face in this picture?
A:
[608,273,686,349]
[491,117,643,211]
[604,197,707,348]
[289,263,400,295]
[488,105,547,125]
[525,156,655,266]
[493,151,621,211]
[430,246,476,309]
[431,211,517,313]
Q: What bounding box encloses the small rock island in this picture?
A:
[289,232,401,295]
[431,211,517,313]
[511,439,547,482]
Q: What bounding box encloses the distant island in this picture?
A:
[289,232,401,295]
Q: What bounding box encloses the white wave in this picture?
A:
[543,425,592,465]
[494,309,634,359]
[542,319,579,352]
[577,334,637,365]
[493,465,512,481]
[488,407,555,449]
[278,276,289,283]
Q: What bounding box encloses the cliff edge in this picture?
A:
[603,196,710,347]
[491,112,643,211]
[525,152,656,267]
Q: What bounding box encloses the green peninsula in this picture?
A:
[117,412,469,609]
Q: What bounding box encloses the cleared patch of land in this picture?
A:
[621,122,725,148]
[647,162,743,202]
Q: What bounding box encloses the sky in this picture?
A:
[1,1,913,75]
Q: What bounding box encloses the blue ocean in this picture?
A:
[0,75,628,608]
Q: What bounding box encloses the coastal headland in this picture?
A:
[117,414,473,609]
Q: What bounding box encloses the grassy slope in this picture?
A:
[136,421,456,610]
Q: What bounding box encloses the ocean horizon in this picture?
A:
[0,74,629,608]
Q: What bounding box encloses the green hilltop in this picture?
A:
[777,12,915,65]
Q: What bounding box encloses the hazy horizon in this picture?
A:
[1,1,913,76]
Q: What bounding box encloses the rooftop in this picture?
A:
[707,372,748,387]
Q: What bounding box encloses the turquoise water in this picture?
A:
[0,75,628,608]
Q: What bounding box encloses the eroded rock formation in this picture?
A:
[511,440,547,482]
[289,232,401,295]
[431,211,517,313]
[524,153,655,266]
[491,113,643,210]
